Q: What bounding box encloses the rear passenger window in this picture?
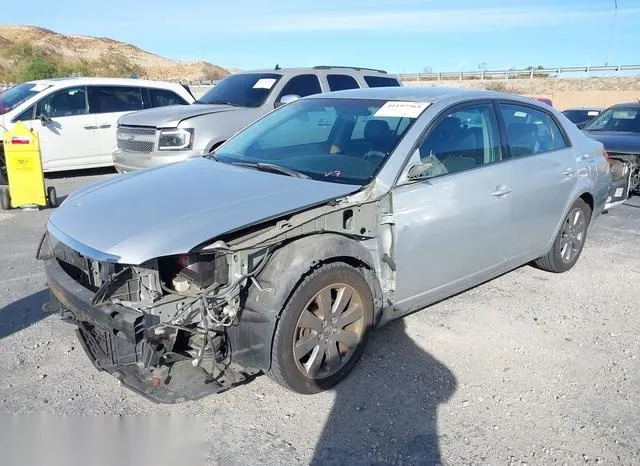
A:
[363,76,401,88]
[278,75,322,100]
[417,104,501,179]
[500,104,568,158]
[327,74,359,91]
[88,86,143,114]
[149,88,188,107]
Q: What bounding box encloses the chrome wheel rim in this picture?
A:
[293,283,365,379]
[560,208,586,263]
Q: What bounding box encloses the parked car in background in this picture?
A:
[40,87,609,402]
[0,77,194,181]
[562,107,601,127]
[582,102,640,208]
[112,66,402,173]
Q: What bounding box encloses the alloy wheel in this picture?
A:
[293,283,365,379]
[560,207,586,263]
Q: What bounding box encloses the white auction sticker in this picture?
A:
[253,78,277,89]
[614,187,624,197]
[373,101,430,118]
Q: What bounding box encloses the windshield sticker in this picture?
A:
[513,111,528,118]
[587,111,599,116]
[31,83,50,92]
[253,78,277,90]
[373,101,430,118]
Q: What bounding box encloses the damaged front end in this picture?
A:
[37,232,264,403]
[606,152,640,209]
[37,186,393,403]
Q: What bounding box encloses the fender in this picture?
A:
[226,233,383,371]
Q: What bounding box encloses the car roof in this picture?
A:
[303,86,508,104]
[562,107,602,111]
[609,102,640,109]
[28,77,181,88]
[235,66,392,76]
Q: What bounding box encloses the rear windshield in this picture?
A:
[563,110,599,124]
[196,73,282,108]
[0,82,50,115]
[364,76,401,88]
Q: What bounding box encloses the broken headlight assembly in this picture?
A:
[160,253,229,293]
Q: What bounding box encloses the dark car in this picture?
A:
[562,108,601,127]
[582,103,640,208]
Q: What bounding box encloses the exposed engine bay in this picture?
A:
[38,188,393,403]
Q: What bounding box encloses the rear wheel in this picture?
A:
[0,187,10,210]
[47,186,57,208]
[534,198,591,273]
[269,263,374,394]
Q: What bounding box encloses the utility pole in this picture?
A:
[604,0,618,66]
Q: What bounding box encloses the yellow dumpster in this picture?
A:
[0,121,57,210]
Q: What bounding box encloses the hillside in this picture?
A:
[0,25,229,82]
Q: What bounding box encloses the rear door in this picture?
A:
[497,102,577,258]
[88,85,144,165]
[31,86,101,171]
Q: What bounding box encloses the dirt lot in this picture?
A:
[0,171,639,465]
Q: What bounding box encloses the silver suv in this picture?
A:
[112,66,402,172]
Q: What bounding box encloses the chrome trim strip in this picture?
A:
[47,220,121,263]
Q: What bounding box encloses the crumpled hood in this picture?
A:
[583,131,640,154]
[48,158,360,265]
[118,104,240,128]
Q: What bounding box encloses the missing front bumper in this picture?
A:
[43,255,257,403]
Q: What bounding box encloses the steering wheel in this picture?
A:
[363,150,387,162]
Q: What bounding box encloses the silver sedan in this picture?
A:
[40,87,611,402]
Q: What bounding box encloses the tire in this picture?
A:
[534,198,591,273]
[269,262,374,394]
[0,187,10,210]
[47,186,57,208]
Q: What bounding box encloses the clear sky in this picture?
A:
[2,0,638,72]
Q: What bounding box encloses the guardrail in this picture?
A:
[398,64,640,81]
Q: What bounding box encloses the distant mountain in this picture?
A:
[0,25,230,82]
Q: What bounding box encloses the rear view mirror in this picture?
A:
[276,94,300,108]
[39,114,52,126]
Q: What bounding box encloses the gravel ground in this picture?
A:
[0,170,639,465]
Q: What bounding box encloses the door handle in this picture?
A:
[98,124,112,129]
[562,168,576,176]
[491,185,512,197]
[83,125,98,130]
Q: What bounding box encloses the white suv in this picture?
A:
[0,77,194,180]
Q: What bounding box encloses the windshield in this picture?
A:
[0,82,49,115]
[563,110,598,124]
[196,73,282,107]
[586,107,640,132]
[211,98,422,185]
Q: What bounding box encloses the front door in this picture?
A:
[392,102,512,313]
[31,86,101,171]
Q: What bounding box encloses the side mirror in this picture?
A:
[407,161,434,181]
[39,114,52,126]
[275,94,300,108]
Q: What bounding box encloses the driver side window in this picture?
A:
[416,104,501,179]
[36,87,88,118]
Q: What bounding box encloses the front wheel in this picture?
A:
[534,198,591,273]
[269,263,374,394]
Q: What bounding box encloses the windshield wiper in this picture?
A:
[256,163,311,179]
[196,99,240,106]
[220,160,310,179]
